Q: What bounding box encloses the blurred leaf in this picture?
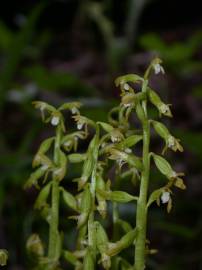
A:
[0,21,14,52]
[23,65,95,95]
[174,129,202,161]
[0,2,46,109]
[154,221,197,239]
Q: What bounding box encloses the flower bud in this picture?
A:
[0,250,8,266]
[152,153,173,178]
[152,120,170,140]
[26,234,44,257]
[174,178,186,190]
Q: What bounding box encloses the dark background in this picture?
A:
[0,0,202,269]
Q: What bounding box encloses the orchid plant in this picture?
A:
[25,58,185,270]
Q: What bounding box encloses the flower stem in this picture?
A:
[134,80,150,270]
[88,129,99,260]
[48,180,59,259]
[48,125,62,262]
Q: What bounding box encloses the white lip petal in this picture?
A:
[161,191,170,204]
[168,136,175,147]
[51,116,60,126]
[111,136,117,143]
[71,107,78,114]
[123,103,131,108]
[153,63,165,75]
[64,141,72,146]
[77,123,84,130]
[124,83,130,90]
[154,64,161,74]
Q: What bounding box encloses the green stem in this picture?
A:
[112,171,122,241]
[134,80,150,270]
[48,125,62,262]
[48,180,59,259]
[88,129,99,260]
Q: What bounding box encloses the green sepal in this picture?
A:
[116,219,133,233]
[98,122,114,132]
[115,74,144,87]
[147,188,164,208]
[117,135,143,149]
[58,101,82,112]
[34,182,52,209]
[68,153,86,163]
[61,187,78,211]
[63,250,82,269]
[24,166,47,189]
[106,229,137,257]
[96,189,138,203]
[53,150,67,182]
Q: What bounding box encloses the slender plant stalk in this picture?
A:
[48,125,62,261]
[88,128,99,259]
[112,170,122,241]
[134,79,150,270]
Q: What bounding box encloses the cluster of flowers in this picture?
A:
[25,58,185,270]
